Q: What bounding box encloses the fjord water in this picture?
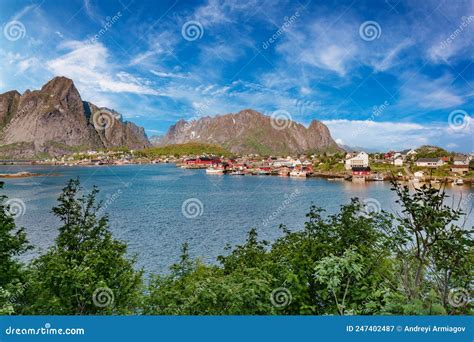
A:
[1,163,472,275]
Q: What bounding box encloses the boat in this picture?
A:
[373,174,384,181]
[206,167,224,174]
[230,170,245,175]
[289,170,307,178]
[454,179,464,185]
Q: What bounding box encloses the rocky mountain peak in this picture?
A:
[0,76,150,158]
[161,109,340,155]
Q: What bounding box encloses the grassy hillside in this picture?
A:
[137,142,233,158]
[415,145,451,158]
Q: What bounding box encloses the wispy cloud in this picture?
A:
[324,119,472,152]
[398,73,465,111]
[372,39,414,72]
[47,40,162,97]
[0,0,472,151]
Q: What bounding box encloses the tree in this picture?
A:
[387,182,473,314]
[145,242,275,315]
[314,248,364,315]
[25,179,143,314]
[0,182,30,314]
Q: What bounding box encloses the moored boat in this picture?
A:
[206,167,224,174]
[454,178,464,185]
[289,170,307,178]
[230,170,245,175]
[373,174,384,181]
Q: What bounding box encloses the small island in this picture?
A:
[0,171,43,178]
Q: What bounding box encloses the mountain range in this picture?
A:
[0,77,150,158]
[0,77,340,157]
[160,109,340,155]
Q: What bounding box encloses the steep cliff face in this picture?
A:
[0,90,20,129]
[0,77,150,157]
[161,109,340,155]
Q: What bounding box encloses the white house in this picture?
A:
[453,155,470,165]
[345,152,369,170]
[393,157,403,166]
[272,158,294,167]
[415,158,444,167]
[414,171,424,179]
[293,159,302,167]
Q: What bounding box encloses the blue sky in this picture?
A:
[0,0,473,152]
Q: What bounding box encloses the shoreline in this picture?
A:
[0,162,472,185]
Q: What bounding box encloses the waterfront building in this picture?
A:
[345,152,369,170]
[415,158,444,167]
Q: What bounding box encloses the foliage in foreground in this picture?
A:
[0,179,472,315]
[24,180,142,314]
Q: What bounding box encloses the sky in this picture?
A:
[0,0,473,152]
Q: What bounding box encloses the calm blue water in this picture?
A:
[0,164,472,275]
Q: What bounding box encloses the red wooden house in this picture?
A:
[185,157,220,166]
[352,166,371,176]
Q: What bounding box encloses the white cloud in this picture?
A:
[193,0,231,26]
[10,4,36,21]
[150,70,188,79]
[302,45,353,76]
[47,40,161,96]
[323,119,472,152]
[427,15,474,64]
[398,73,465,110]
[17,57,39,73]
[372,39,414,72]
[276,18,358,77]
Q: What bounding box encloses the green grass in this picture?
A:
[370,163,404,173]
[315,162,345,172]
[412,165,451,177]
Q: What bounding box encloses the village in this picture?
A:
[31,146,474,185]
[176,149,472,185]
